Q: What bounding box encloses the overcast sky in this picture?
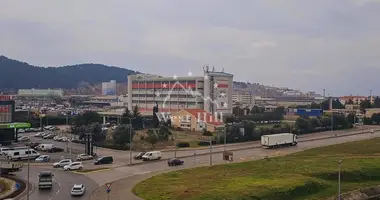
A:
[1,0,380,96]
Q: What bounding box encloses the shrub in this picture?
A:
[176,142,190,148]
[198,141,216,146]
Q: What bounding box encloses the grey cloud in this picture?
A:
[0,0,380,95]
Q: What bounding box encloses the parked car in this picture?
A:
[43,134,55,139]
[29,142,41,149]
[94,156,113,165]
[71,184,85,196]
[53,159,72,168]
[35,155,50,162]
[61,137,68,142]
[64,162,83,171]
[18,136,30,142]
[133,152,146,160]
[168,158,184,166]
[76,154,93,161]
[18,129,25,133]
[34,132,44,137]
[47,147,64,153]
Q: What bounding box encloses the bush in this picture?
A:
[94,142,130,150]
[198,141,216,146]
[176,142,190,148]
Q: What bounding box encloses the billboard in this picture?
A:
[295,109,323,117]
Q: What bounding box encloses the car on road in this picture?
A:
[47,147,64,153]
[71,184,85,196]
[94,156,113,165]
[133,152,146,160]
[53,159,72,168]
[76,154,93,161]
[35,155,50,162]
[18,129,25,133]
[64,162,83,171]
[41,132,50,137]
[168,158,184,166]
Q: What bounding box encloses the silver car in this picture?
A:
[71,184,85,196]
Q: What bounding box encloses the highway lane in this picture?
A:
[16,165,97,200]
[84,129,380,187]
[26,127,376,166]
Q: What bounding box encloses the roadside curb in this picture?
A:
[72,168,111,175]
[126,129,380,166]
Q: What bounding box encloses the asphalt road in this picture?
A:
[86,129,380,187]
[16,165,97,200]
[25,126,376,166]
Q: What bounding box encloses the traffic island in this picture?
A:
[132,137,380,200]
[0,176,26,199]
[73,168,110,174]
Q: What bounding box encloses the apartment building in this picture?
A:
[232,91,254,105]
[127,67,233,116]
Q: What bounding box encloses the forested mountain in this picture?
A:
[0,56,138,91]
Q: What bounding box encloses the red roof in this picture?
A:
[183,109,224,126]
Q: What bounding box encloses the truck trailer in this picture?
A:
[38,171,54,189]
[0,160,23,175]
[261,133,297,148]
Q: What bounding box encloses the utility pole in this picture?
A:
[27,143,30,200]
[338,160,342,200]
[129,118,133,165]
[209,137,212,167]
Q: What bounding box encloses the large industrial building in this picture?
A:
[18,88,64,97]
[102,80,117,95]
[127,67,233,116]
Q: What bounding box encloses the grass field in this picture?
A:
[133,138,380,200]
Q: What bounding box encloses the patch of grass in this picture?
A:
[133,137,380,200]
[0,178,11,194]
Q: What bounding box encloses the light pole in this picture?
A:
[27,143,30,200]
[338,160,342,200]
[209,137,212,166]
[127,117,133,165]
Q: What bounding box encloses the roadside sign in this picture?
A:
[105,183,112,189]
[106,188,111,193]
[15,182,21,190]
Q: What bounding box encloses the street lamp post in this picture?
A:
[27,143,30,200]
[338,160,342,200]
[128,117,133,165]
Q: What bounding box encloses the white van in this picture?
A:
[0,147,11,155]
[36,144,54,151]
[142,151,163,161]
[7,149,40,161]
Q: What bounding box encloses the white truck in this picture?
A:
[0,160,23,175]
[261,133,298,148]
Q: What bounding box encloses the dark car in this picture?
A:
[29,142,41,149]
[94,156,113,165]
[168,158,184,166]
[47,147,64,153]
[133,152,146,160]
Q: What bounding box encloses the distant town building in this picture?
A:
[127,67,233,116]
[102,80,117,95]
[232,91,254,105]
[339,96,368,105]
[18,88,64,97]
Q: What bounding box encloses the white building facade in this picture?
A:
[18,89,64,97]
[127,68,233,115]
[102,80,117,95]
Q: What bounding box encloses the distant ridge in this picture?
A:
[0,56,138,92]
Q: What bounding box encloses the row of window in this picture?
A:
[132,88,203,92]
[132,80,197,84]
[131,101,201,105]
[132,94,199,98]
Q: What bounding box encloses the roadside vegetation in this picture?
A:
[133,137,380,200]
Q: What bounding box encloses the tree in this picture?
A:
[121,107,132,124]
[132,105,143,129]
[273,106,285,115]
[360,99,373,111]
[73,111,102,127]
[371,113,380,124]
[145,129,159,147]
[113,125,134,147]
[250,106,264,114]
[202,129,213,137]
[374,97,380,108]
